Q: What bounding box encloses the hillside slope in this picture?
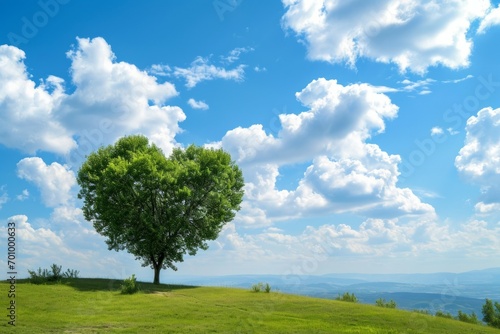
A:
[1,279,498,333]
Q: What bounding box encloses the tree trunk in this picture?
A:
[153,265,161,285]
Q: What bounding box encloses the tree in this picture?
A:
[77,135,244,284]
[457,310,479,325]
[482,298,500,328]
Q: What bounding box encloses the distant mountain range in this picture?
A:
[165,267,500,317]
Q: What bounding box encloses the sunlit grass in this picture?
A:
[1,278,498,333]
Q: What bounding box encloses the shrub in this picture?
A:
[413,309,431,315]
[49,264,63,281]
[457,310,480,325]
[251,282,263,292]
[28,267,51,284]
[28,264,78,284]
[264,283,271,293]
[435,310,453,319]
[336,292,358,303]
[121,274,140,294]
[375,298,397,308]
[63,268,80,279]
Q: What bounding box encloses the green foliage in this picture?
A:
[121,274,140,294]
[63,268,80,279]
[50,264,63,281]
[457,310,480,325]
[251,282,271,293]
[77,135,245,284]
[336,292,358,303]
[413,309,431,315]
[482,298,500,328]
[375,298,397,308]
[435,310,454,319]
[28,264,79,284]
[27,267,51,284]
[251,282,263,292]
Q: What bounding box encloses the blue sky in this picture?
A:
[1,0,500,283]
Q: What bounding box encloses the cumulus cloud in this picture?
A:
[456,107,500,210]
[0,214,143,280]
[222,78,398,166]
[0,45,76,154]
[218,78,434,225]
[187,98,209,110]
[282,0,491,73]
[475,202,500,214]
[0,37,186,161]
[173,56,245,88]
[478,5,500,34]
[191,215,500,275]
[16,157,76,208]
[62,37,184,160]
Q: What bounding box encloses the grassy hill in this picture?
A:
[1,278,498,333]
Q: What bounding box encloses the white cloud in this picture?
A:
[400,78,436,94]
[478,5,500,34]
[0,213,143,280]
[182,216,500,275]
[456,107,500,210]
[10,214,64,250]
[62,37,184,159]
[282,0,491,73]
[254,66,267,72]
[187,98,209,110]
[442,74,474,84]
[222,78,398,166]
[0,45,76,154]
[0,186,7,209]
[174,56,245,88]
[16,157,76,208]
[221,47,254,64]
[218,78,434,224]
[0,38,186,160]
[16,189,29,201]
[147,64,171,76]
[475,202,500,214]
[431,127,444,136]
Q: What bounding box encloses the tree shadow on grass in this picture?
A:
[21,277,199,293]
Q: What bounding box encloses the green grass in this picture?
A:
[1,278,499,333]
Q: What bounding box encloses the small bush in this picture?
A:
[63,268,80,279]
[457,310,480,325]
[413,309,431,315]
[264,283,271,293]
[28,267,50,284]
[375,298,397,308]
[336,292,358,303]
[251,282,264,292]
[121,274,140,294]
[435,310,453,319]
[49,264,63,281]
[28,264,78,284]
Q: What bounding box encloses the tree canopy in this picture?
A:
[77,135,244,284]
